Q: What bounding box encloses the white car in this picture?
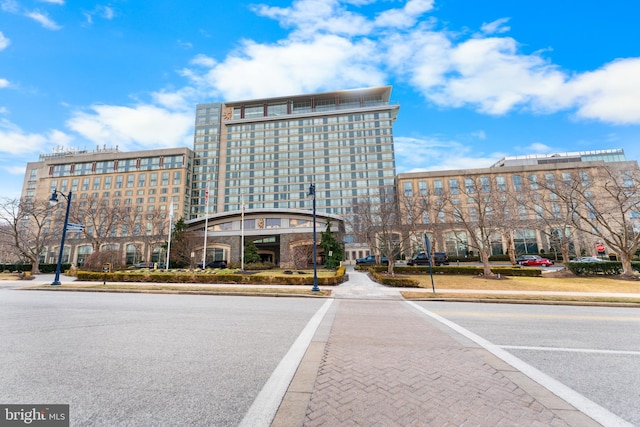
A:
[575,257,606,263]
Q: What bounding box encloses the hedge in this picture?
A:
[565,261,640,276]
[372,265,541,277]
[370,270,419,287]
[76,267,347,286]
[1,263,71,273]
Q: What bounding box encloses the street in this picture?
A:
[0,289,326,426]
[1,284,639,426]
[414,301,640,426]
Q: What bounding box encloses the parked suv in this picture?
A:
[198,260,228,269]
[355,255,389,265]
[406,252,449,266]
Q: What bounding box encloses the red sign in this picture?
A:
[596,244,605,253]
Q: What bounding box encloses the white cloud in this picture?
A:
[189,54,216,68]
[100,5,114,19]
[26,10,62,30]
[66,104,194,150]
[0,32,9,50]
[419,37,567,114]
[528,142,552,153]
[185,34,385,100]
[480,17,510,35]
[83,5,115,25]
[0,119,64,155]
[39,0,64,4]
[5,165,27,175]
[0,78,9,88]
[394,136,501,173]
[563,58,640,124]
[1,0,19,13]
[253,0,374,37]
[374,0,434,28]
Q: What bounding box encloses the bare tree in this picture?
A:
[550,165,640,277]
[520,177,580,263]
[438,176,510,277]
[70,194,122,253]
[0,197,58,274]
[349,188,416,275]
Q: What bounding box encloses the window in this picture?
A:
[93,177,101,190]
[82,177,90,191]
[545,173,555,189]
[480,177,490,193]
[579,171,590,186]
[104,176,112,189]
[528,174,539,190]
[418,181,427,196]
[138,174,146,187]
[115,175,123,188]
[434,180,443,195]
[512,175,522,191]
[127,174,135,188]
[403,182,413,197]
[464,178,475,193]
[173,171,181,185]
[449,179,459,195]
[496,176,506,192]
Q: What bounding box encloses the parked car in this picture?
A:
[355,255,389,265]
[575,257,606,263]
[406,252,449,266]
[514,255,542,264]
[519,257,554,267]
[198,260,228,269]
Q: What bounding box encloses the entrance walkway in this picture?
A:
[272,267,608,427]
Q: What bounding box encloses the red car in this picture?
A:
[520,257,554,267]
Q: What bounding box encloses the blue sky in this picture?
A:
[2,0,640,199]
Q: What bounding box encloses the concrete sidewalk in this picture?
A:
[272,270,603,427]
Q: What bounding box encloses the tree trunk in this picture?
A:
[620,254,635,278]
[29,256,40,274]
[480,250,495,277]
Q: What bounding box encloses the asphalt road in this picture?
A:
[415,301,640,426]
[0,289,326,426]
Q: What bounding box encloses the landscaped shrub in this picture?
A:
[564,261,639,276]
[370,270,419,287]
[394,265,541,277]
[75,269,345,285]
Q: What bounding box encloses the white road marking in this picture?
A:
[407,301,633,427]
[500,345,640,356]
[239,299,334,427]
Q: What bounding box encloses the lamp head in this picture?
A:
[49,190,59,206]
[308,183,315,198]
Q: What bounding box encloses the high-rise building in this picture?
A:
[191,86,400,218]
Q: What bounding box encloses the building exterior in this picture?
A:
[185,208,344,268]
[191,86,399,218]
[21,146,193,266]
[396,149,640,260]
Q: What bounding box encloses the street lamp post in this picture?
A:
[308,184,319,292]
[49,189,72,286]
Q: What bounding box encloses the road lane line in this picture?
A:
[407,301,633,427]
[239,299,334,427]
[501,345,640,356]
[433,311,640,321]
